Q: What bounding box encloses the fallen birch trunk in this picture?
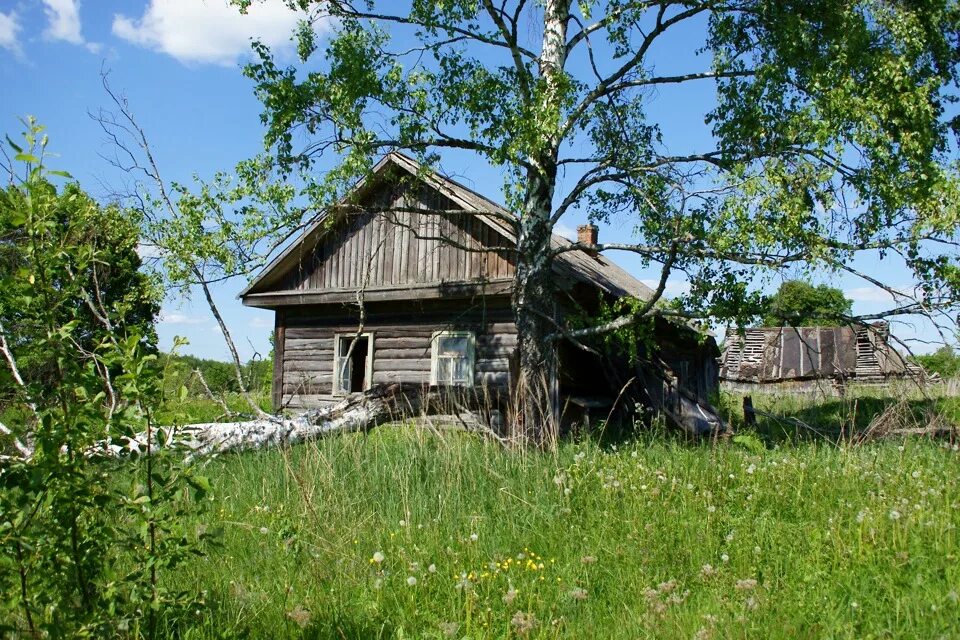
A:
[101,383,505,458]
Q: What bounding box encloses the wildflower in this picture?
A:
[947,590,958,603]
[439,622,459,637]
[720,553,730,563]
[911,471,921,479]
[707,505,717,513]
[581,555,597,565]
[286,605,312,629]
[399,519,406,526]
[503,587,518,604]
[569,587,588,601]
[469,533,479,542]
[753,546,761,555]
[856,510,867,523]
[406,576,417,587]
[745,596,758,610]
[735,579,757,591]
[564,488,572,496]
[259,527,269,535]
[851,601,859,609]
[889,510,902,521]
[428,564,437,573]
[511,611,538,635]
[746,464,756,475]
[700,564,716,577]
[371,551,385,564]
[725,531,735,543]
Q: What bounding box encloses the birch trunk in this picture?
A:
[510,0,570,447]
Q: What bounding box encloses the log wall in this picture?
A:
[274,298,517,408]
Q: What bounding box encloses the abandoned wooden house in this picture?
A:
[240,152,721,432]
[720,323,923,393]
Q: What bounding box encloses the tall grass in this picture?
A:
[163,411,959,639]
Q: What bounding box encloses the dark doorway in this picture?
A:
[349,336,368,391]
[336,335,371,393]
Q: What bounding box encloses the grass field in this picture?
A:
[158,387,960,639]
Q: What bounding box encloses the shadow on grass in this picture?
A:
[735,394,958,447]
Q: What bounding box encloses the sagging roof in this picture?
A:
[720,324,920,383]
[239,152,655,302]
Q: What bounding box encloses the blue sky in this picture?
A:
[1,0,945,361]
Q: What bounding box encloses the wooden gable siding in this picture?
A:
[278,182,514,294]
[275,298,517,408]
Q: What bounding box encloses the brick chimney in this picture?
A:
[577,223,598,247]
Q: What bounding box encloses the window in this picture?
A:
[430,331,475,386]
[333,333,374,394]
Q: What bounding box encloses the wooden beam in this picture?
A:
[242,279,514,308]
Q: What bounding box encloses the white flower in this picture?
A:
[372,551,385,563]
[259,527,269,535]
[399,519,406,526]
[406,576,417,587]
[725,531,735,543]
[707,505,717,513]
[889,510,901,521]
[911,471,920,479]
[746,464,756,475]
[753,546,761,555]
[428,564,437,573]
[720,554,730,563]
[469,533,479,542]
[856,511,867,523]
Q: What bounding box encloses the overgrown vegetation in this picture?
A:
[0,121,211,637]
[760,280,853,327]
[915,345,960,379]
[150,406,958,639]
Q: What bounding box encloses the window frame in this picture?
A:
[332,332,375,395]
[430,330,476,387]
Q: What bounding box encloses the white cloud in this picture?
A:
[0,10,22,55]
[112,0,310,66]
[42,0,83,44]
[160,311,206,325]
[136,242,165,259]
[845,285,915,304]
[641,278,692,298]
[249,315,273,329]
[41,1,102,52]
[554,223,577,241]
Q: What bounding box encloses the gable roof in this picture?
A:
[239,152,655,301]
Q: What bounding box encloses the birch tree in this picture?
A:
[239,0,960,445]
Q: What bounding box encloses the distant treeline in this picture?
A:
[914,346,960,379]
[157,352,273,398]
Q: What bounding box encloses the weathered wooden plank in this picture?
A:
[477,372,510,387]
[272,312,285,410]
[374,358,431,372]
[283,371,331,385]
[476,358,510,373]
[374,348,432,359]
[374,337,433,349]
[373,371,430,384]
[285,359,334,373]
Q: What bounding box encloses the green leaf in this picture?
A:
[5,134,22,153]
[14,152,39,163]
[48,169,74,179]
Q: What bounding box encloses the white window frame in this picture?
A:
[332,332,374,395]
[430,331,476,387]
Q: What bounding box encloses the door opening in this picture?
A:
[336,334,372,394]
